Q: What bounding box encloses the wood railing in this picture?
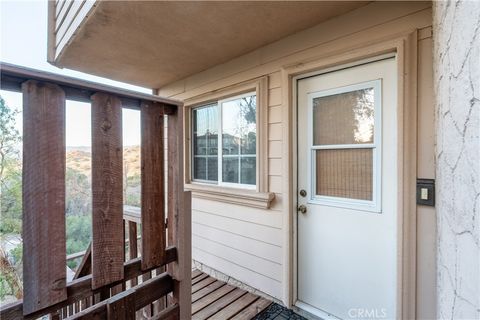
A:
[0,63,192,320]
[57,208,167,318]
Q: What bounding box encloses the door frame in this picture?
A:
[280,31,418,319]
[296,54,397,319]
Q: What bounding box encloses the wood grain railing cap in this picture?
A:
[0,62,183,109]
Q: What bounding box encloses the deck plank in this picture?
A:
[192,281,225,303]
[192,289,246,320]
[192,277,217,294]
[230,298,272,320]
[208,292,259,320]
[192,284,236,314]
[192,273,209,285]
[192,270,203,280]
[190,271,272,319]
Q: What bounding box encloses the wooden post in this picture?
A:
[167,105,192,319]
[22,80,67,315]
[140,101,166,270]
[91,92,124,289]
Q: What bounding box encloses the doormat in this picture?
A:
[253,303,307,320]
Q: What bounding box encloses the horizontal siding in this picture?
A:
[268,72,282,90]
[56,0,72,22]
[269,106,282,124]
[193,247,282,299]
[268,176,283,194]
[192,210,282,246]
[268,141,282,159]
[54,0,96,59]
[55,0,83,36]
[269,158,282,176]
[268,123,282,141]
[193,198,282,229]
[193,223,282,264]
[192,235,282,281]
[268,88,282,107]
[192,198,284,299]
[267,80,284,212]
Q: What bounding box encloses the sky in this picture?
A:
[0,1,146,146]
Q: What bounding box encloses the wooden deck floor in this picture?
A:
[191,270,272,319]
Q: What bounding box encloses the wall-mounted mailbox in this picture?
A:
[417,178,435,206]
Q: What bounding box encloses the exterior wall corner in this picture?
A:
[433,1,480,318]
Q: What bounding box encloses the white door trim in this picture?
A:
[281,31,419,319]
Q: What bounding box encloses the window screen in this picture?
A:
[312,87,376,201]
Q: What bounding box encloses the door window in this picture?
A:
[308,80,381,211]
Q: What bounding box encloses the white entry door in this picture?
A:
[297,58,398,319]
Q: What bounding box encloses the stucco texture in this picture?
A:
[433,0,480,319]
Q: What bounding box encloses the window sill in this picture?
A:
[185,183,275,209]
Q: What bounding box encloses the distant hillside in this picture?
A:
[66,145,140,177]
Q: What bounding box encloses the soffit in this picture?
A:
[56,1,370,88]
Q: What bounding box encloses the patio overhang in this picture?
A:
[49,1,369,89]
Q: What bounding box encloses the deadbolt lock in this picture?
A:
[299,189,307,197]
[298,204,307,214]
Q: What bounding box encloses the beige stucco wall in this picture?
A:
[433,1,480,319]
[160,1,436,316]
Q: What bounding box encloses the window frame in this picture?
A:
[217,92,258,190]
[307,79,382,212]
[183,77,274,209]
[191,92,258,189]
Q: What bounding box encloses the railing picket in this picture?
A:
[141,271,153,317]
[91,92,124,290]
[150,303,179,320]
[127,221,138,292]
[22,80,67,315]
[140,101,167,270]
[1,64,188,320]
[107,290,136,320]
[153,266,167,314]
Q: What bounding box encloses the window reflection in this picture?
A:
[313,88,374,145]
[192,105,218,181]
[222,95,256,185]
[312,84,377,201]
[191,94,257,186]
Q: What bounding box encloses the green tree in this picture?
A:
[66,214,92,269]
[0,95,22,234]
[65,168,91,216]
[0,96,21,179]
[0,95,23,300]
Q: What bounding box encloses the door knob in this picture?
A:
[298,204,307,214]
